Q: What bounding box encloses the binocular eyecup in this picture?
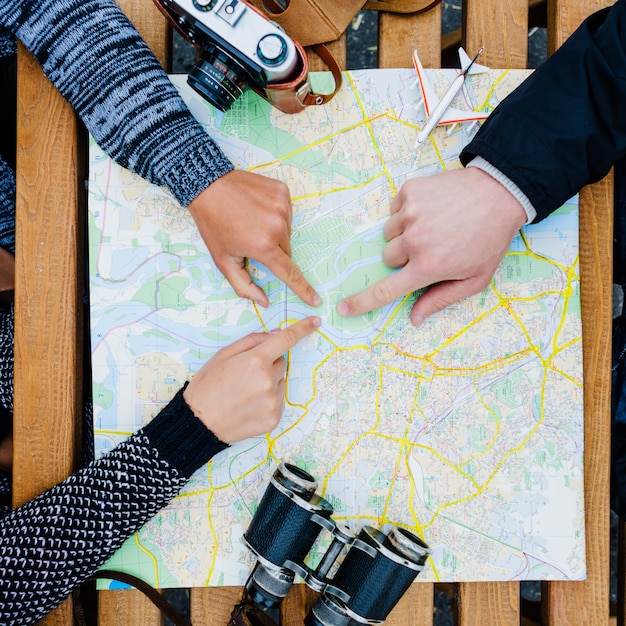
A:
[232,462,430,626]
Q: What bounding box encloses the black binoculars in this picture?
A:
[230,462,430,626]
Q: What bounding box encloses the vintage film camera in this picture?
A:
[230,462,430,626]
[152,0,340,113]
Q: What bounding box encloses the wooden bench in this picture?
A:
[14,0,617,624]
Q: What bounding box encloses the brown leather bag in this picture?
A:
[247,0,443,47]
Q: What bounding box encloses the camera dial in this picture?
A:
[192,0,216,10]
[257,34,288,66]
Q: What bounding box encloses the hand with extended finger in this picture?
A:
[188,170,320,309]
[337,168,527,326]
[183,316,321,443]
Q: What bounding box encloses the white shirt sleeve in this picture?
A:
[466,156,537,224]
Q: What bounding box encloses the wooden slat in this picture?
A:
[541,177,613,626]
[457,1,527,624]
[464,0,528,68]
[379,4,443,68]
[14,42,83,626]
[115,0,172,67]
[386,585,434,626]
[542,4,614,624]
[456,582,520,625]
[281,585,319,623]
[98,589,164,626]
[190,586,242,625]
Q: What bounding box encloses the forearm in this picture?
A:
[461,0,626,221]
[0,387,227,625]
[1,0,233,206]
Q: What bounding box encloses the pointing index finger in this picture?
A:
[337,266,427,317]
[258,316,321,360]
[264,248,321,307]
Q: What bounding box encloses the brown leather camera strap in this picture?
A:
[304,43,343,104]
[261,0,343,106]
[363,0,444,13]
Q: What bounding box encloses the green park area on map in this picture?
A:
[88,68,584,588]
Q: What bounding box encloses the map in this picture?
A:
[88,68,585,588]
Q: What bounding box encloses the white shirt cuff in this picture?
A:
[466,156,537,224]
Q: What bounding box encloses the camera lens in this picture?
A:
[188,43,253,112]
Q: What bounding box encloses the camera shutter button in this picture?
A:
[257,34,287,66]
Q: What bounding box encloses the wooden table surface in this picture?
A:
[13,0,615,624]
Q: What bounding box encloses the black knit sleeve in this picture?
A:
[0,388,226,625]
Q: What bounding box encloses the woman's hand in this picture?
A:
[183,316,321,443]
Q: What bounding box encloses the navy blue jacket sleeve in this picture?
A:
[460,0,626,222]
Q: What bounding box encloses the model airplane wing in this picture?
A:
[412,47,490,126]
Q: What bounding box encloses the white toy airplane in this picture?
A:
[413,47,490,147]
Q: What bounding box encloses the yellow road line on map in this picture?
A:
[432,349,534,378]
[507,249,571,276]
[516,230,577,277]
[291,171,388,203]
[478,70,509,111]
[133,534,160,587]
[408,441,481,492]
[551,362,583,387]
[315,328,340,350]
[405,454,422,529]
[403,456,439,578]
[549,262,580,356]
[484,284,549,363]
[424,304,502,355]
[271,344,364,444]
[379,382,420,524]
[504,289,570,303]
[95,429,133,437]
[552,336,583,360]
[253,301,267,331]
[375,340,433,365]
[271,350,337,447]
[370,294,413,344]
[457,379,503,468]
[423,371,550,529]
[347,73,396,193]
[204,485,218,585]
[181,457,269,497]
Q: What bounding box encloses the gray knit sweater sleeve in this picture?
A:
[1,0,234,207]
[0,386,228,625]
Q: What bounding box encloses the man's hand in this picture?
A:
[183,316,321,443]
[337,168,527,326]
[188,170,320,308]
